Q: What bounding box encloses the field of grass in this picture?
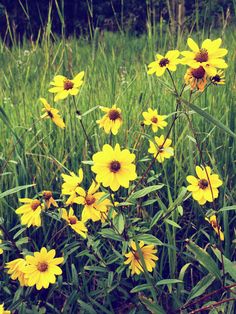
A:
[0,19,235,314]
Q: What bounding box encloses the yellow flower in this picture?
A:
[73,181,112,222]
[0,230,3,255]
[210,70,225,85]
[23,247,63,290]
[186,166,223,205]
[61,207,87,238]
[205,215,224,241]
[96,105,122,135]
[40,98,65,129]
[148,135,174,163]
[181,38,228,76]
[91,144,137,191]
[49,72,84,102]
[142,108,167,132]
[0,304,11,314]
[42,190,58,209]
[15,198,45,227]
[147,50,180,76]
[184,66,207,92]
[61,169,83,205]
[5,258,28,286]
[124,241,158,275]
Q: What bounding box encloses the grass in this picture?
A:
[0,20,236,313]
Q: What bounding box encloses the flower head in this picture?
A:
[210,70,225,85]
[124,241,158,275]
[42,190,58,209]
[40,98,65,129]
[97,105,122,135]
[142,108,167,132]
[23,247,63,290]
[61,207,87,238]
[184,66,207,92]
[49,71,84,101]
[148,50,180,77]
[15,198,45,227]
[5,258,28,286]
[181,38,228,76]
[148,135,174,163]
[0,230,3,255]
[186,166,223,205]
[92,144,137,191]
[61,169,83,205]
[205,215,224,241]
[0,304,11,314]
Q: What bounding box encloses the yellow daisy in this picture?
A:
[0,304,11,314]
[184,66,207,92]
[205,215,224,241]
[210,70,225,85]
[186,166,223,205]
[91,144,137,191]
[181,38,228,76]
[96,105,122,135]
[147,50,180,77]
[142,108,167,132]
[42,190,58,209]
[40,98,65,129]
[73,181,112,222]
[61,169,83,205]
[5,258,28,286]
[15,198,45,227]
[148,135,174,163]
[124,240,158,275]
[49,72,84,102]
[61,207,87,238]
[0,230,3,255]
[23,247,63,290]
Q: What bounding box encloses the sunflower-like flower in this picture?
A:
[142,108,167,132]
[147,50,180,77]
[40,98,65,129]
[15,198,45,227]
[23,247,63,290]
[91,144,137,192]
[186,166,223,205]
[210,70,225,85]
[96,105,122,135]
[42,190,58,209]
[5,258,28,286]
[124,241,158,275]
[148,135,174,163]
[181,38,228,76]
[184,66,207,92]
[205,214,224,241]
[49,71,84,102]
[73,181,112,222]
[0,304,11,314]
[61,169,83,205]
[61,207,87,238]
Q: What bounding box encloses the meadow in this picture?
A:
[0,18,235,314]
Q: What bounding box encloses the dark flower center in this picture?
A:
[37,262,48,272]
[133,251,140,260]
[211,75,221,83]
[159,58,169,67]
[47,111,54,118]
[191,66,205,79]
[43,191,53,200]
[158,146,164,153]
[195,49,208,62]
[198,179,209,189]
[108,109,121,121]
[110,161,121,173]
[85,195,96,205]
[211,220,218,228]
[151,116,158,123]
[68,216,77,225]
[64,79,74,90]
[31,199,41,211]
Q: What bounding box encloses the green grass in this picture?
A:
[0,23,236,313]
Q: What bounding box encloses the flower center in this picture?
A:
[31,199,41,211]
[43,191,52,200]
[68,216,77,225]
[85,195,96,205]
[47,110,54,118]
[108,109,121,121]
[64,79,74,90]
[110,161,121,173]
[195,48,208,63]
[37,262,48,272]
[198,179,209,189]
[159,58,169,67]
[191,66,205,79]
[211,75,221,83]
[158,146,164,153]
[151,116,158,123]
[211,220,218,228]
[133,251,140,260]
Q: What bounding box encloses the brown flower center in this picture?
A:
[211,75,221,83]
[211,221,218,228]
[151,116,158,123]
[108,109,121,121]
[158,146,164,153]
[64,79,74,90]
[68,216,77,225]
[195,48,208,63]
[43,191,53,200]
[85,195,96,206]
[133,251,140,260]
[198,179,209,189]
[31,199,41,211]
[110,161,121,173]
[191,66,205,79]
[159,58,169,67]
[37,262,48,272]
[47,111,54,118]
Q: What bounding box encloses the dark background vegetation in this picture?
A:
[0,0,235,42]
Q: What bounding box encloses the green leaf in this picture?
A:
[135,234,163,246]
[218,205,236,212]
[165,219,181,229]
[84,266,107,272]
[156,279,183,286]
[150,210,163,228]
[139,295,166,314]
[187,273,215,301]
[127,184,164,202]
[113,213,125,234]
[99,228,123,241]
[77,299,96,314]
[0,184,36,199]
[211,247,236,281]
[71,264,79,288]
[131,284,152,293]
